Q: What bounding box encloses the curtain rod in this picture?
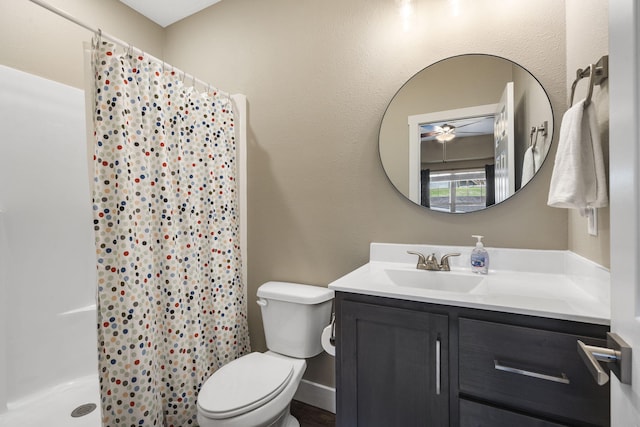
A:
[28,0,229,97]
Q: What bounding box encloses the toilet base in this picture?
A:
[266,404,299,427]
[198,404,299,427]
[278,413,299,427]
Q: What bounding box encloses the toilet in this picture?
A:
[197,281,334,427]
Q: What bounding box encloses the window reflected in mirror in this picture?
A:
[426,169,489,213]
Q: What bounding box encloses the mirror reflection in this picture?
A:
[379,54,553,213]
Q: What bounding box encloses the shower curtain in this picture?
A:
[91,39,250,427]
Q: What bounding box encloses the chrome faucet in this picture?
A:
[407,251,461,271]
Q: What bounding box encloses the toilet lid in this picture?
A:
[198,352,294,419]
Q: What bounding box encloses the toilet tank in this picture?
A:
[257,282,334,358]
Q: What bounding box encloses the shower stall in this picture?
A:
[0,61,247,426]
[0,64,99,426]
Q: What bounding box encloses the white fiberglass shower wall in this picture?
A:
[0,65,97,413]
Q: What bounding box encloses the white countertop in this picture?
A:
[328,243,611,325]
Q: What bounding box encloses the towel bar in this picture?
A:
[569,55,609,107]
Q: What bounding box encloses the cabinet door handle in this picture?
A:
[494,360,570,384]
[435,338,441,395]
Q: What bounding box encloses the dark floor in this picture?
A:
[291,400,336,427]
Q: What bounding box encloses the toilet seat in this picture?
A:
[198,352,294,420]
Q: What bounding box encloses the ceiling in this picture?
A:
[119,0,222,27]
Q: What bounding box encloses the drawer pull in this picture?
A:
[435,337,441,395]
[494,360,570,384]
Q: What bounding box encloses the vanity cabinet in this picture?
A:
[458,318,609,426]
[335,292,610,427]
[338,299,449,426]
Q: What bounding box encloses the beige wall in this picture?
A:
[0,0,610,393]
[164,0,573,387]
[0,0,164,89]
[565,0,610,267]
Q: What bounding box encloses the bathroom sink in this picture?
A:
[384,268,484,293]
[328,243,611,324]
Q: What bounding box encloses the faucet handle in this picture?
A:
[425,253,440,270]
[407,251,427,270]
[439,253,461,271]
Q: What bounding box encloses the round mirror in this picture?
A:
[379,54,554,213]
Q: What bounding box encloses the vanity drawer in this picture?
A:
[458,318,610,426]
[460,399,568,427]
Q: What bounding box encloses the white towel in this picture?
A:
[521,145,536,186]
[547,99,607,214]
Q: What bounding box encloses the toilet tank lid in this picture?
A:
[257,281,334,304]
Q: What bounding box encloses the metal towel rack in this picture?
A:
[569,55,609,108]
[529,121,548,149]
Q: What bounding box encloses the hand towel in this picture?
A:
[547,99,607,213]
[521,145,536,186]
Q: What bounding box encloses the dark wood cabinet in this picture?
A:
[335,292,610,427]
[458,318,610,426]
[459,399,568,427]
[337,299,449,426]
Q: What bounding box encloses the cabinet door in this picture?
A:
[337,300,448,427]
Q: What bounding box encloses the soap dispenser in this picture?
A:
[471,235,489,274]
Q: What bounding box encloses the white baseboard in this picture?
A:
[293,379,336,414]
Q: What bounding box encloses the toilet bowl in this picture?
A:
[197,282,334,427]
[197,352,306,427]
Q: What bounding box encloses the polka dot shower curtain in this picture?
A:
[91,39,250,427]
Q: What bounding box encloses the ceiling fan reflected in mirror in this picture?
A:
[434,124,456,142]
[420,115,494,143]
